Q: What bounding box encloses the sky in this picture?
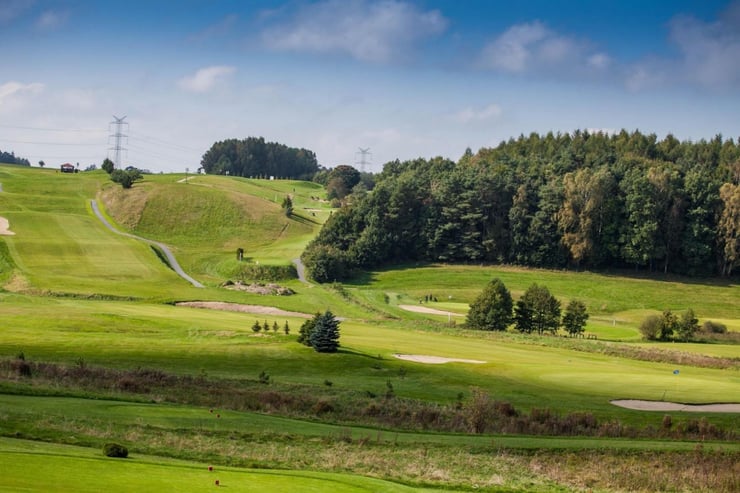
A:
[1,0,739,173]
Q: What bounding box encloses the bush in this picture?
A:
[639,315,662,340]
[103,443,128,458]
[702,320,727,334]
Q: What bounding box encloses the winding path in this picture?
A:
[292,257,310,284]
[90,200,204,288]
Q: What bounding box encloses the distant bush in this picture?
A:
[702,320,727,334]
[234,264,297,281]
[639,315,662,340]
[103,443,128,458]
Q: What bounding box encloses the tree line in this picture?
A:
[302,130,740,281]
[0,149,30,166]
[467,279,589,336]
[200,137,319,179]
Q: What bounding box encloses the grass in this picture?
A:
[347,264,740,320]
[1,163,739,492]
[0,438,439,493]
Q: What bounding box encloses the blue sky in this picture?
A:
[1,0,739,173]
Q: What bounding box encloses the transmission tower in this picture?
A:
[355,147,372,172]
[108,115,128,169]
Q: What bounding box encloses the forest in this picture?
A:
[0,150,30,166]
[302,130,740,282]
[200,136,319,179]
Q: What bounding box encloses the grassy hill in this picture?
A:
[0,163,738,492]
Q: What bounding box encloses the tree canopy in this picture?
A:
[0,149,30,166]
[466,278,513,331]
[200,137,318,179]
[302,130,740,281]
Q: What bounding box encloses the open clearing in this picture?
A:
[394,353,486,364]
[176,301,312,318]
[611,400,740,413]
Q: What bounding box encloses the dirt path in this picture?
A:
[394,354,486,364]
[0,216,14,236]
[176,301,312,318]
[90,199,204,288]
[611,399,740,413]
[398,304,461,317]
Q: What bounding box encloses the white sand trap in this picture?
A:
[394,354,486,364]
[0,216,15,236]
[398,304,461,317]
[611,400,740,413]
[176,301,312,319]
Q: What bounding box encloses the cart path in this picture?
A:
[90,199,204,288]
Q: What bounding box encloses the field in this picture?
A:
[0,164,738,492]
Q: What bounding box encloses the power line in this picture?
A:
[0,139,101,146]
[0,123,105,134]
[128,131,202,153]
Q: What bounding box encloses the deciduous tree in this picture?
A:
[466,278,513,331]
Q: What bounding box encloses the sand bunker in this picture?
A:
[176,301,312,319]
[611,400,740,413]
[398,304,460,317]
[394,354,486,364]
[0,216,15,236]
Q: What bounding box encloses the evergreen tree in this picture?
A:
[514,284,561,334]
[562,300,589,336]
[466,278,513,331]
[308,310,341,353]
[297,313,321,346]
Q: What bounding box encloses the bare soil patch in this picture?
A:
[394,354,486,364]
[611,399,740,413]
[398,304,460,316]
[0,216,14,236]
[176,301,312,319]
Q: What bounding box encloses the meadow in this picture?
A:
[0,164,738,492]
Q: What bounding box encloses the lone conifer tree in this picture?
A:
[308,310,341,353]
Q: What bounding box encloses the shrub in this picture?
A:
[639,315,662,340]
[103,443,128,458]
[702,320,727,334]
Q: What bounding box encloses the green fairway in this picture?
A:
[1,164,738,492]
[0,438,438,493]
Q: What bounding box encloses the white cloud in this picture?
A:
[178,66,236,93]
[587,53,611,70]
[260,0,447,63]
[0,81,44,106]
[479,21,608,76]
[454,103,502,124]
[0,0,33,24]
[666,2,740,89]
[36,10,68,30]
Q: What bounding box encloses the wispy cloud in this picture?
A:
[0,81,44,103]
[478,21,609,76]
[260,0,447,63]
[454,103,503,124]
[189,14,239,42]
[178,66,236,93]
[36,9,68,30]
[0,0,33,24]
[667,1,740,89]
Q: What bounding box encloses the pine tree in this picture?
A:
[308,310,341,353]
